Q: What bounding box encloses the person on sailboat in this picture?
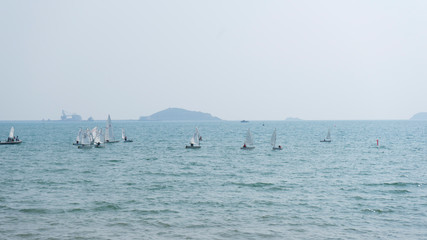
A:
[243,144,246,148]
[16,136,19,141]
[278,145,282,149]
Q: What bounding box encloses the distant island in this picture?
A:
[285,117,303,121]
[410,112,427,120]
[139,108,221,121]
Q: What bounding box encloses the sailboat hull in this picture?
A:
[0,141,22,145]
[186,145,201,149]
[105,140,120,143]
[272,147,283,150]
[241,146,255,150]
[78,144,93,149]
[124,140,133,142]
[320,140,331,142]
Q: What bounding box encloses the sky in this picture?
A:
[1,0,426,121]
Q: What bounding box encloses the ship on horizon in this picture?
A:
[61,110,82,121]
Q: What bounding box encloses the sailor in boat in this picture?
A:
[199,136,202,141]
[278,145,282,149]
[243,143,246,148]
[124,136,127,141]
[190,143,194,147]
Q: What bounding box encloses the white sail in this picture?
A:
[91,127,98,140]
[122,129,125,140]
[190,127,200,146]
[76,128,82,142]
[271,129,277,147]
[326,128,331,140]
[9,127,14,139]
[81,131,91,145]
[94,129,104,144]
[105,114,114,142]
[100,129,105,143]
[244,129,254,146]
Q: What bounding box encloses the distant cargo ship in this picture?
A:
[61,110,82,121]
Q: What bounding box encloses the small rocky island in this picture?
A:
[410,112,427,120]
[139,108,221,121]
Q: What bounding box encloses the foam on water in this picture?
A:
[0,120,426,239]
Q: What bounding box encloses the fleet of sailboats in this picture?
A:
[71,114,134,149]
[1,119,336,150]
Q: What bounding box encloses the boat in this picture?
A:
[241,120,249,123]
[122,129,133,142]
[78,129,93,149]
[186,127,201,149]
[94,129,105,148]
[320,128,332,142]
[241,129,255,149]
[0,127,22,145]
[72,128,82,145]
[104,114,119,143]
[271,129,283,150]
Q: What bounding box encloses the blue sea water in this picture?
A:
[0,120,426,239]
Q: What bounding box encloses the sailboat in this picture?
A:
[186,127,201,149]
[271,129,283,150]
[78,129,93,149]
[73,128,82,145]
[122,129,133,142]
[320,128,332,142]
[0,127,22,145]
[94,129,105,148]
[241,129,255,149]
[104,114,119,143]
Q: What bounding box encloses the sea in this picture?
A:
[0,120,426,240]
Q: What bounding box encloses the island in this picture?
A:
[285,117,303,121]
[139,108,221,121]
[410,112,427,120]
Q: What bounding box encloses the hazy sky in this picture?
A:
[1,0,426,120]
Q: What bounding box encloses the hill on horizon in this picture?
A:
[139,108,221,121]
[410,112,427,120]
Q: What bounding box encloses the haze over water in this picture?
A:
[1,120,426,239]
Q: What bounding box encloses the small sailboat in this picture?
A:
[271,129,283,150]
[78,129,93,149]
[320,128,332,142]
[241,129,255,149]
[122,129,133,142]
[73,128,82,145]
[94,129,105,148]
[0,127,22,145]
[186,127,201,149]
[104,114,119,143]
